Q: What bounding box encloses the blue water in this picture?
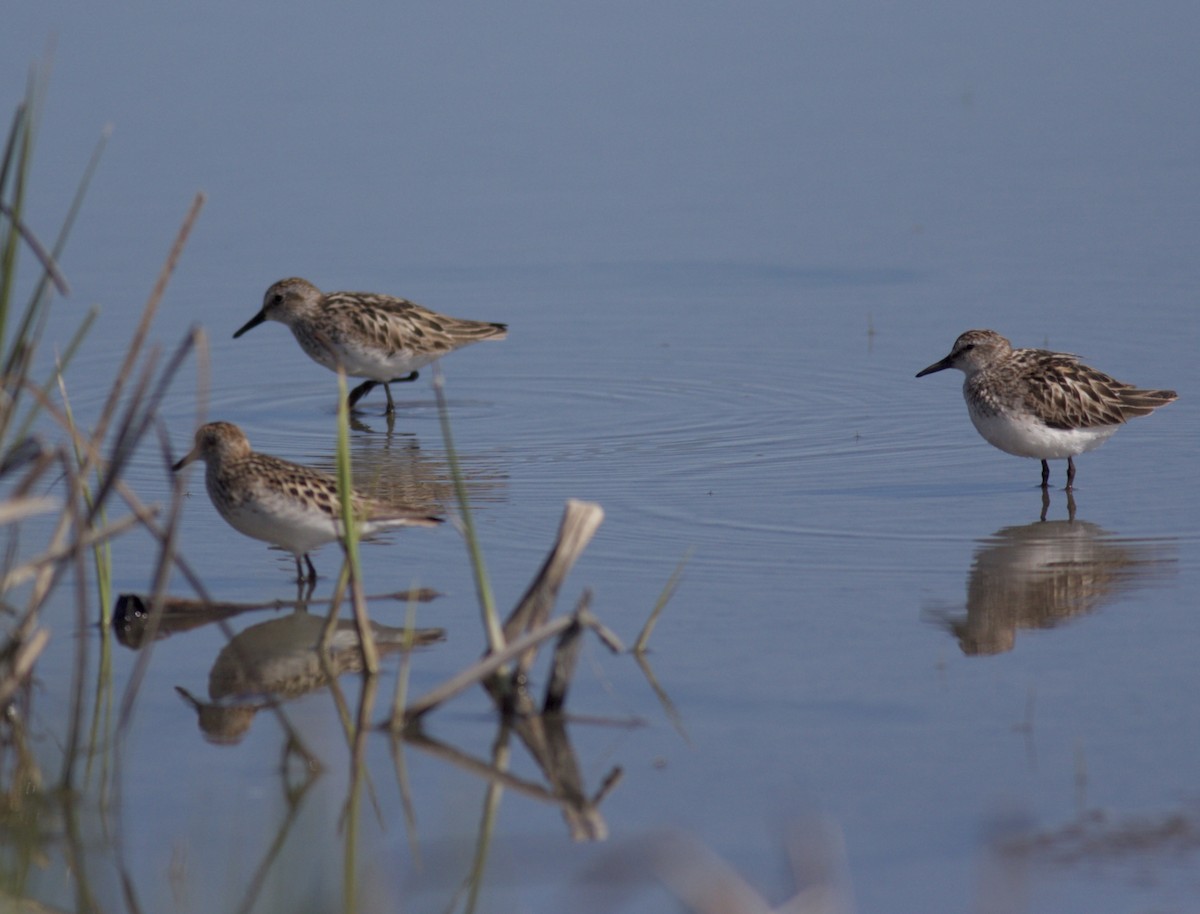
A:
[3,3,1200,912]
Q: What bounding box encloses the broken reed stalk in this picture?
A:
[542,589,592,714]
[495,499,605,714]
[401,615,578,723]
[394,499,608,724]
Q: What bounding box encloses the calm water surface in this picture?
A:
[3,3,1200,912]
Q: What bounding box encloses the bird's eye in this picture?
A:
[960,343,975,352]
[271,293,284,306]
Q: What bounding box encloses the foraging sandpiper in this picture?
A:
[172,421,441,582]
[916,329,1177,489]
[233,277,508,413]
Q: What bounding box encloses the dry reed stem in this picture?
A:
[397,499,607,723]
[509,705,616,841]
[543,590,595,714]
[21,448,88,631]
[634,548,690,654]
[90,191,204,453]
[404,726,585,808]
[78,375,201,728]
[501,499,604,705]
[116,421,194,727]
[0,494,57,525]
[0,202,68,294]
[0,627,49,709]
[400,615,577,723]
[0,510,145,591]
[503,500,605,644]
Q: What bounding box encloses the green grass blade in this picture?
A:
[334,369,378,673]
[432,365,504,654]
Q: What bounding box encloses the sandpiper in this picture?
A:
[916,329,1177,489]
[233,277,508,413]
[172,421,441,582]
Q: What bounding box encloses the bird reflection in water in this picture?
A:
[931,491,1176,655]
[160,606,443,744]
[309,427,508,518]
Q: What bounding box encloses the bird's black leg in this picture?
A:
[348,379,378,410]
[1040,460,1050,489]
[300,551,319,580]
[383,372,418,414]
[350,373,417,415]
[295,575,315,608]
[1065,456,1076,491]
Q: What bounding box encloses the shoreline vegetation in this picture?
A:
[0,67,689,913]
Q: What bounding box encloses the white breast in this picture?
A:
[215,494,341,556]
[967,407,1119,459]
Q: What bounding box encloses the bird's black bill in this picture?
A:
[232,310,267,339]
[915,358,951,378]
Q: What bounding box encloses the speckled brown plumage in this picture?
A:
[173,421,441,581]
[233,277,508,413]
[917,329,1176,489]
